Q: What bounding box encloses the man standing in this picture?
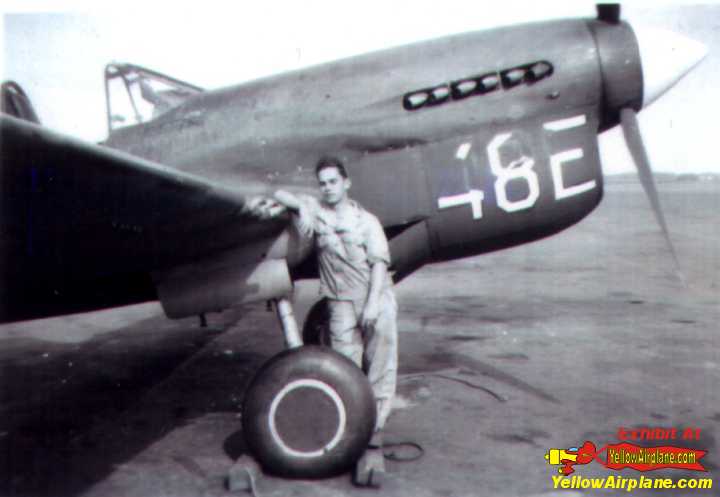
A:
[270,157,398,485]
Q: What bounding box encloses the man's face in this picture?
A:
[317,167,351,206]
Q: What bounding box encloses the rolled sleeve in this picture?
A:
[363,213,391,266]
[293,194,320,239]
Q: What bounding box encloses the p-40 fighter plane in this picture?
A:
[0,5,707,479]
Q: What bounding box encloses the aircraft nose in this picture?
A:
[629,23,707,108]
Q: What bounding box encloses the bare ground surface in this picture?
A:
[1,181,718,497]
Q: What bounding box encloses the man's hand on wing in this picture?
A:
[245,196,287,219]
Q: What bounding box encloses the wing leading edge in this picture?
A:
[0,115,284,322]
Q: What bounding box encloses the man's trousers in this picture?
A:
[326,289,398,431]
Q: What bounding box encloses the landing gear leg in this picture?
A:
[273,297,302,349]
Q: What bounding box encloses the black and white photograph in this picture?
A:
[1,1,718,495]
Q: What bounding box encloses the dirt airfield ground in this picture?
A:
[1,178,718,497]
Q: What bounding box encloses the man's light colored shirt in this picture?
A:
[295,195,392,301]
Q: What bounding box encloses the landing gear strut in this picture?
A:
[274,298,302,348]
[241,297,376,478]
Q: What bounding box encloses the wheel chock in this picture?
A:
[352,448,385,488]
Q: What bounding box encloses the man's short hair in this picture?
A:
[315,156,348,179]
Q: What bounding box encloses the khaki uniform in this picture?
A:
[295,195,397,431]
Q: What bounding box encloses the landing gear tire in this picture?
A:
[242,346,376,478]
[302,298,331,346]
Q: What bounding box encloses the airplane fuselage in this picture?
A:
[2,17,647,321]
[104,18,642,265]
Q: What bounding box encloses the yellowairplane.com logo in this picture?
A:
[545,427,707,476]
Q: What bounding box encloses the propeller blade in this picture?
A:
[620,107,685,286]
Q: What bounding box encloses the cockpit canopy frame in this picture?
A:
[104,63,203,134]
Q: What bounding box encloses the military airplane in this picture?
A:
[0,4,707,480]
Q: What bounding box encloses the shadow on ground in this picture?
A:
[0,307,275,497]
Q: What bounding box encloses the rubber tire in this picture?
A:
[242,346,376,478]
[302,298,331,346]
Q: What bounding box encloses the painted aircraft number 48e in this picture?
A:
[438,114,596,219]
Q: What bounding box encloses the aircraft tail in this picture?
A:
[1,81,40,124]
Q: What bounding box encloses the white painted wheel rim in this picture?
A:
[268,379,347,459]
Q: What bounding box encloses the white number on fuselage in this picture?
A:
[438,190,485,219]
[543,115,596,200]
[487,132,540,213]
[437,114,594,218]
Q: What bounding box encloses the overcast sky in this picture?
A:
[2,0,718,174]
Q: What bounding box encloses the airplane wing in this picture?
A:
[0,115,291,322]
